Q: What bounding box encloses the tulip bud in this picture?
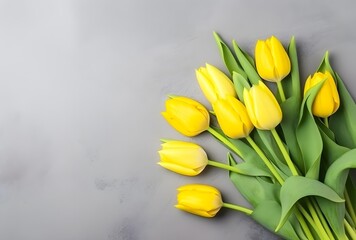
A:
[158,141,208,176]
[162,96,210,137]
[243,81,282,130]
[304,71,340,117]
[196,63,236,103]
[212,96,253,139]
[175,184,223,218]
[255,36,291,82]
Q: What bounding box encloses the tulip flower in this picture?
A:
[158,141,208,176]
[255,36,291,82]
[162,96,210,137]
[212,95,254,139]
[304,71,340,118]
[175,184,223,217]
[196,63,236,103]
[243,81,282,130]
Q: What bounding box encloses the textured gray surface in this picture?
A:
[0,0,356,239]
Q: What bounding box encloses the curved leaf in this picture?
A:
[281,36,301,102]
[324,148,356,195]
[232,40,261,85]
[280,96,303,172]
[329,72,356,148]
[276,176,344,231]
[232,71,250,102]
[213,32,247,79]
[229,156,280,207]
[251,200,304,240]
[318,125,349,178]
[317,52,356,148]
[296,80,325,179]
[228,153,271,178]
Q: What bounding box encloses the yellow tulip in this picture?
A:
[304,71,340,117]
[175,184,223,218]
[162,96,210,137]
[157,141,208,176]
[255,36,291,82]
[196,63,236,103]
[212,96,253,139]
[243,81,282,130]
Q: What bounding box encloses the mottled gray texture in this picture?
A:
[0,0,355,239]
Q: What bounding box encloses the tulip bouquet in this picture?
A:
[157,33,356,240]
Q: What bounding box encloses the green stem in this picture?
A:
[311,198,335,240]
[222,202,253,215]
[208,160,242,174]
[344,219,356,240]
[207,127,242,157]
[245,136,284,185]
[345,190,356,226]
[324,117,329,128]
[298,204,329,240]
[306,200,331,240]
[271,128,299,176]
[345,212,355,229]
[277,81,286,102]
[295,206,315,240]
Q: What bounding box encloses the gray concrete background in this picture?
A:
[0,0,355,239]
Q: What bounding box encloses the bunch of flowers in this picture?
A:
[157,32,356,240]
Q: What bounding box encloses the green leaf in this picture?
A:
[232,40,261,85]
[317,136,356,239]
[252,130,291,178]
[317,51,337,79]
[276,176,344,231]
[280,96,303,172]
[324,148,356,196]
[346,175,356,222]
[210,127,269,173]
[228,153,271,178]
[296,80,325,179]
[318,124,349,178]
[317,51,356,148]
[281,36,301,102]
[232,71,250,102]
[329,72,356,148]
[229,156,280,207]
[213,32,247,79]
[251,200,304,240]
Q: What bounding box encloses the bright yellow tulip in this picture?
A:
[243,81,282,130]
[196,63,236,103]
[162,96,210,137]
[175,184,223,218]
[255,36,291,82]
[212,96,253,139]
[158,140,208,176]
[304,71,340,117]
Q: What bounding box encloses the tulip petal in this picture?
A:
[157,162,201,176]
[270,36,291,81]
[158,148,208,168]
[196,68,218,103]
[255,40,276,81]
[205,63,236,99]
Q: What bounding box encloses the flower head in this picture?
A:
[304,71,340,117]
[158,140,208,176]
[212,96,253,139]
[162,96,210,137]
[175,184,223,218]
[243,81,282,130]
[196,63,236,103]
[255,36,291,82]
